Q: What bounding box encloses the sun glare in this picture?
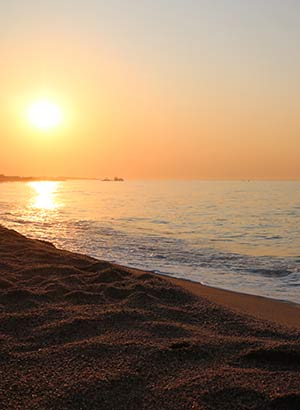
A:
[27,99,62,130]
[29,181,60,210]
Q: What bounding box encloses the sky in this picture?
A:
[1,0,300,179]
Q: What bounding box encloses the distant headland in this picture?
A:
[0,175,124,183]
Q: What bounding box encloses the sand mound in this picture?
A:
[0,225,299,410]
[0,278,13,289]
[240,345,300,370]
[271,394,300,410]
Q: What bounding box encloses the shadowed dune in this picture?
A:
[239,344,300,371]
[0,225,299,409]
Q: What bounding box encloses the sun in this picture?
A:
[27,99,63,130]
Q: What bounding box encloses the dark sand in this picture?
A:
[0,226,299,410]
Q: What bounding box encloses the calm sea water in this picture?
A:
[0,180,299,304]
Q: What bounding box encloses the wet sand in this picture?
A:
[0,225,299,409]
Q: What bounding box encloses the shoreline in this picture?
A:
[116,264,300,330]
[158,274,300,329]
[0,224,299,328]
[1,224,299,327]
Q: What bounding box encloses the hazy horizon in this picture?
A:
[2,173,300,181]
[1,1,300,179]
[2,173,300,182]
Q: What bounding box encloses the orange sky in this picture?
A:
[1,1,300,179]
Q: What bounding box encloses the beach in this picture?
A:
[0,225,299,409]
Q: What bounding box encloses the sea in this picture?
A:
[0,180,299,304]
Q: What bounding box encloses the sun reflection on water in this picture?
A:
[29,181,61,210]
